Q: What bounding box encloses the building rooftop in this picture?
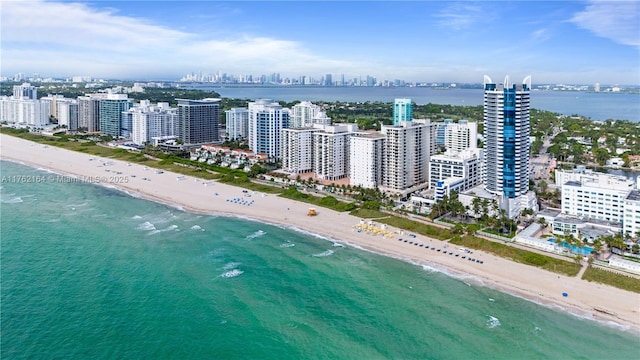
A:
[461,185,496,199]
[538,208,561,217]
[352,131,386,139]
[579,226,612,238]
[565,180,582,186]
[555,214,622,228]
[626,190,640,201]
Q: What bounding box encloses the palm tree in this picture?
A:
[480,199,490,222]
[592,239,603,260]
[472,197,481,219]
[491,199,499,217]
[538,217,547,227]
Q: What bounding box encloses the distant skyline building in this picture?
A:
[324,74,332,86]
[393,98,413,125]
[177,98,221,145]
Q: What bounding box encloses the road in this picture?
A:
[530,127,558,186]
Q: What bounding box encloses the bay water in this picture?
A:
[1,160,638,359]
[185,85,640,123]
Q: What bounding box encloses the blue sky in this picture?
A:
[2,0,639,84]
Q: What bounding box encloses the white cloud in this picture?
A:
[0,0,367,79]
[570,1,640,47]
[531,28,551,42]
[433,3,487,31]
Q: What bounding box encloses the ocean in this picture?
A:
[1,160,638,359]
[183,85,640,123]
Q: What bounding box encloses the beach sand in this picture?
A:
[1,134,639,332]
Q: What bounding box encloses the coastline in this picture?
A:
[1,134,639,333]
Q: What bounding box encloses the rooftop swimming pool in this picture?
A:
[547,238,594,256]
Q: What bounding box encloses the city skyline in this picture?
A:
[2,1,639,85]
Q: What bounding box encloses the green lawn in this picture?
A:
[349,208,389,219]
[376,216,452,240]
[582,267,640,293]
[449,235,581,276]
[279,187,356,212]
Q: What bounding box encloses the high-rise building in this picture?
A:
[56,99,79,131]
[291,101,321,128]
[482,75,531,198]
[350,132,386,189]
[313,124,357,181]
[12,83,37,100]
[177,98,221,145]
[444,120,477,152]
[99,94,132,138]
[225,108,249,140]
[78,94,106,132]
[281,127,321,174]
[393,98,413,125]
[248,99,290,159]
[435,119,453,147]
[381,119,435,193]
[313,111,331,126]
[39,94,65,119]
[324,74,333,86]
[127,101,177,146]
[0,96,49,127]
[482,75,536,218]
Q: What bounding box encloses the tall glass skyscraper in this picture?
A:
[482,75,531,198]
[99,94,132,138]
[393,98,413,125]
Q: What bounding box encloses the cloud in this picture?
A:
[433,3,486,30]
[531,28,551,42]
[569,0,640,47]
[0,0,367,78]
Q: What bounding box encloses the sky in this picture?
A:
[2,0,639,85]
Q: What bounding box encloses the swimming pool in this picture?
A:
[547,238,594,256]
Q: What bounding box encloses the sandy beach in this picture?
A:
[1,133,639,332]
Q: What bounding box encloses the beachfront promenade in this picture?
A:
[1,133,638,332]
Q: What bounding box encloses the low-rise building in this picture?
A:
[558,167,636,223]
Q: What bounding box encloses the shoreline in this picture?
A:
[1,133,639,334]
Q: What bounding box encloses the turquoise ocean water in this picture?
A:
[1,160,638,359]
